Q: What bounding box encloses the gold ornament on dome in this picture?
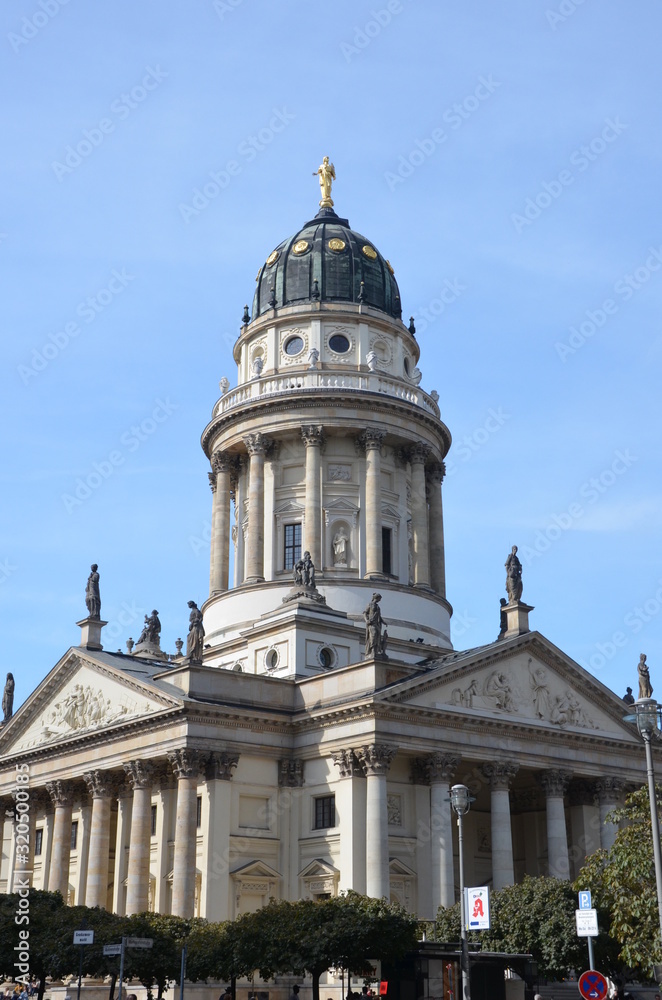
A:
[313,156,336,208]
[385,259,395,274]
[266,250,280,267]
[292,240,310,255]
[328,238,346,252]
[362,245,378,260]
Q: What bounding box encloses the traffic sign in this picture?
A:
[73,930,94,945]
[576,909,599,937]
[578,970,609,999]
[103,944,122,956]
[578,890,592,910]
[126,936,153,949]
[465,886,490,930]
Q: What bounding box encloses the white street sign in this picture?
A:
[126,936,153,949]
[73,930,94,945]
[578,890,592,910]
[465,886,490,930]
[103,944,122,956]
[575,908,599,936]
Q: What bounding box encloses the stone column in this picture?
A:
[332,750,367,895]
[209,451,232,594]
[301,425,323,569]
[426,462,446,598]
[409,442,431,587]
[481,762,519,890]
[169,749,207,918]
[360,429,386,578]
[596,777,625,851]
[45,780,74,899]
[278,758,304,901]
[82,771,116,909]
[425,752,459,910]
[124,761,154,915]
[358,744,396,898]
[243,433,271,583]
[203,752,239,920]
[539,770,571,879]
[112,782,132,914]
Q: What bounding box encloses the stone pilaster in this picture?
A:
[481,762,519,889]
[202,751,240,920]
[210,451,232,594]
[426,462,446,597]
[243,433,272,582]
[123,760,154,915]
[425,752,460,909]
[45,780,74,899]
[359,429,386,578]
[332,749,366,894]
[539,769,571,878]
[409,442,431,587]
[82,771,116,909]
[301,425,324,570]
[358,744,396,898]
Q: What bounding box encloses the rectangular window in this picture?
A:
[314,794,336,830]
[70,821,78,851]
[151,804,157,837]
[34,828,43,857]
[196,795,202,829]
[382,526,392,575]
[284,523,302,570]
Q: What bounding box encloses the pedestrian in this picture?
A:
[289,986,300,1000]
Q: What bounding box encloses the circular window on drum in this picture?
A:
[329,333,350,354]
[284,335,305,357]
[265,648,280,671]
[318,646,336,669]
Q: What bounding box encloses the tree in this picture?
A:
[578,784,662,976]
[121,912,200,1000]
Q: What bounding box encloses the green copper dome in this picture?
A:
[251,209,402,321]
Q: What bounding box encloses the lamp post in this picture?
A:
[634,698,662,947]
[450,783,472,1000]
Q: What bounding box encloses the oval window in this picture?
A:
[284,335,304,356]
[329,334,350,354]
[266,649,279,670]
[319,647,334,669]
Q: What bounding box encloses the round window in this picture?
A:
[284,336,304,356]
[319,647,334,669]
[329,334,350,354]
[266,648,279,670]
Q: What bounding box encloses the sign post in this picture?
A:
[117,936,154,1000]
[577,890,597,970]
[578,970,609,999]
[73,928,94,1000]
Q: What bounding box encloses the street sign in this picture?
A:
[126,936,153,949]
[578,890,592,910]
[465,886,490,930]
[576,909,599,937]
[578,969,609,999]
[103,944,122,956]
[73,930,94,945]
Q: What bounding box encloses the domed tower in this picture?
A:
[201,162,452,675]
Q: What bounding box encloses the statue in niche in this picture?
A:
[251,356,264,377]
[332,527,349,565]
[137,610,161,645]
[484,671,514,711]
[2,673,14,722]
[186,601,205,662]
[638,653,653,700]
[505,545,523,603]
[85,564,101,619]
[528,660,551,719]
[364,592,387,658]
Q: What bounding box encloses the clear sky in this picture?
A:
[2,0,661,710]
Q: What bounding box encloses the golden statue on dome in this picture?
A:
[313,156,335,208]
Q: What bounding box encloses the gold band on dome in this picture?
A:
[292,240,310,255]
[362,244,377,260]
[385,259,395,275]
[266,250,280,266]
[328,238,346,252]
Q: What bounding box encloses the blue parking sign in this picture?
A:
[578,890,592,910]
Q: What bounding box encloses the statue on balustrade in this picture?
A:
[638,652,653,700]
[364,592,387,659]
[186,601,205,663]
[137,610,161,646]
[294,551,316,589]
[505,545,523,603]
[85,563,101,619]
[2,673,14,722]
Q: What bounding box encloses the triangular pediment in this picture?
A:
[231,860,281,879]
[389,858,416,877]
[274,499,305,515]
[0,649,182,755]
[323,497,359,513]
[380,633,641,742]
[299,859,339,879]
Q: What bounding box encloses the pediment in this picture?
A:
[389,858,416,877]
[324,497,359,513]
[274,499,305,515]
[299,859,339,879]
[0,651,181,754]
[383,635,640,741]
[231,860,281,879]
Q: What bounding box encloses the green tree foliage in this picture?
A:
[121,913,201,1000]
[577,784,662,976]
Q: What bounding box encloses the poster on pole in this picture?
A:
[465,886,490,930]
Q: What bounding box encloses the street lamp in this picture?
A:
[450,783,472,1000]
[631,698,662,949]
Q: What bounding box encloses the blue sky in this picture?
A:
[2,0,661,708]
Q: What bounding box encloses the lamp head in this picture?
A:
[450,783,472,816]
[635,697,659,736]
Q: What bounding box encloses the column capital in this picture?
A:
[207,751,240,781]
[595,776,626,804]
[83,770,118,799]
[208,471,217,493]
[331,748,364,778]
[425,752,460,784]
[408,440,432,464]
[211,450,233,474]
[357,428,386,453]
[426,461,446,485]
[244,432,272,456]
[538,769,571,797]
[481,762,519,790]
[278,759,304,787]
[123,760,155,790]
[301,424,324,447]
[168,749,208,781]
[45,779,74,808]
[358,743,397,776]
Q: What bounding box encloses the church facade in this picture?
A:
[0,167,648,922]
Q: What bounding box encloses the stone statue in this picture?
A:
[505,545,523,603]
[186,601,205,662]
[528,661,551,719]
[308,348,319,369]
[497,597,508,639]
[638,653,653,700]
[85,564,101,619]
[293,551,316,588]
[333,528,349,566]
[2,673,14,722]
[251,357,264,377]
[364,592,387,658]
[623,686,635,705]
[366,350,378,372]
[313,156,336,208]
[138,610,161,646]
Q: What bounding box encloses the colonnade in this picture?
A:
[207,426,447,595]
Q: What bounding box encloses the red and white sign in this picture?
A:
[465,886,490,930]
[578,970,609,999]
